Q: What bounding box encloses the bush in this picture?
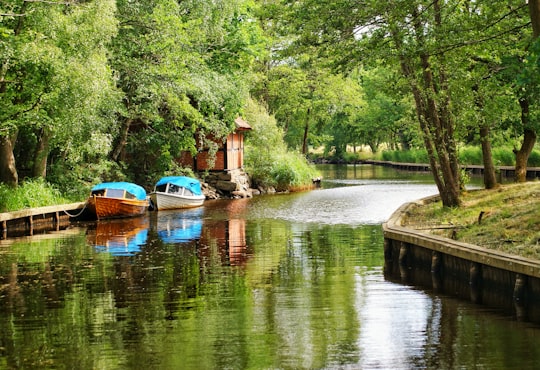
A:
[381,148,429,163]
[459,146,482,165]
[527,149,540,167]
[491,147,515,166]
[380,145,540,167]
[243,99,320,191]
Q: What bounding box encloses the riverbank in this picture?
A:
[401,181,540,260]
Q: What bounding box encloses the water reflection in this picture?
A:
[152,208,203,243]
[0,165,540,369]
[88,217,149,256]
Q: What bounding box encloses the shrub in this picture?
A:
[491,147,515,166]
[459,146,482,165]
[381,148,429,163]
[527,149,540,167]
[243,99,320,191]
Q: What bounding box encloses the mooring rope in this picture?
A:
[63,200,89,218]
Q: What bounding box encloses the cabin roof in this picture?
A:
[234,117,252,131]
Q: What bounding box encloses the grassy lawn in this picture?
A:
[402,181,540,260]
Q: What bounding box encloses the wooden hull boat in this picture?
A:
[87,182,149,220]
[149,176,205,211]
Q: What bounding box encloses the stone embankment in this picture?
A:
[383,196,540,323]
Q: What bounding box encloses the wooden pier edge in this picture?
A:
[0,202,87,238]
[382,198,540,279]
[383,196,540,322]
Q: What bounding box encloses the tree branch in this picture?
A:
[24,0,74,5]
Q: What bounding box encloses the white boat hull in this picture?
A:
[150,192,205,210]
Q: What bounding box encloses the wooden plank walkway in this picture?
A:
[363,160,540,179]
[0,202,87,239]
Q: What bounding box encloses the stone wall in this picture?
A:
[202,169,253,199]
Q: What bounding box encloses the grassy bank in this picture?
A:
[0,179,73,213]
[402,182,540,260]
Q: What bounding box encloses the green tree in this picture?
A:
[267,0,533,206]
[354,67,410,153]
[109,0,263,185]
[0,0,119,188]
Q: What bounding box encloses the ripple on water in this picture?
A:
[255,182,438,225]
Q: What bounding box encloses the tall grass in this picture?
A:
[0,179,70,213]
[381,146,540,166]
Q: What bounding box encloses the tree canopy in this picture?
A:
[1,0,539,206]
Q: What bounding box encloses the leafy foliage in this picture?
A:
[243,99,319,190]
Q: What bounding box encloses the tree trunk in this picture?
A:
[472,82,498,189]
[529,0,540,38]
[32,127,50,178]
[302,108,310,155]
[515,98,537,183]
[0,132,18,186]
[479,124,498,189]
[390,3,461,208]
[515,128,537,182]
[512,1,540,183]
[110,118,132,162]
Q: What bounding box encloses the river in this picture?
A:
[1,164,539,369]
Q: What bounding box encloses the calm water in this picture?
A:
[1,165,540,369]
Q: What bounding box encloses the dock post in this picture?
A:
[469,262,482,303]
[27,216,33,236]
[431,251,442,291]
[53,211,60,231]
[513,273,527,321]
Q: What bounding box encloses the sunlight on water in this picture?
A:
[251,180,438,225]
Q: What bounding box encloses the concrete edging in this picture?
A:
[382,196,540,279]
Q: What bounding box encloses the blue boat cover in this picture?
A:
[155,176,203,196]
[91,182,147,200]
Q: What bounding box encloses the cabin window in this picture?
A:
[91,189,106,197]
[184,188,194,196]
[168,184,182,194]
[106,188,126,198]
[156,184,167,192]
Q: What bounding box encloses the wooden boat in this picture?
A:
[149,176,205,211]
[87,182,149,220]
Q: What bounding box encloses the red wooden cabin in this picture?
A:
[178,117,251,172]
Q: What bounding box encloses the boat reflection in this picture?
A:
[87,201,252,266]
[152,207,203,243]
[87,217,149,256]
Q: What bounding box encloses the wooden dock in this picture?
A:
[364,160,540,179]
[0,202,88,239]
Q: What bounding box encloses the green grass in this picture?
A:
[402,182,540,259]
[379,146,540,167]
[0,179,71,213]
